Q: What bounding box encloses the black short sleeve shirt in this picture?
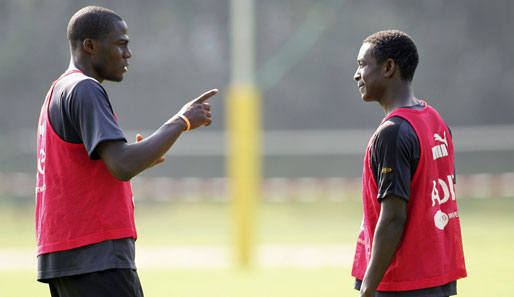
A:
[48,77,126,158]
[370,115,420,202]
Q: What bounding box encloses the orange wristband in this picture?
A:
[178,114,191,131]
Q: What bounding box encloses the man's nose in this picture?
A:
[124,48,132,59]
[353,69,360,81]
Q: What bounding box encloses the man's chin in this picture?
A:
[106,75,124,82]
[361,95,376,103]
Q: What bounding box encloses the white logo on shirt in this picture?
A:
[431,175,455,206]
[434,132,448,146]
[431,175,459,230]
[434,210,449,230]
[432,131,449,160]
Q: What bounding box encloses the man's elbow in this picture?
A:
[96,142,137,181]
[385,207,407,228]
[106,163,136,181]
[381,213,405,229]
[392,213,407,230]
[113,172,133,182]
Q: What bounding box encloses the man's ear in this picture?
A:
[383,59,396,79]
[82,39,96,55]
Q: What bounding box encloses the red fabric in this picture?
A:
[352,101,466,291]
[35,70,136,256]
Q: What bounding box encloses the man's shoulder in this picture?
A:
[51,73,113,123]
[373,116,419,153]
[57,73,106,98]
[70,75,105,96]
[376,117,413,139]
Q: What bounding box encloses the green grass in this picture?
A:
[139,268,353,297]
[1,195,513,297]
[457,197,514,296]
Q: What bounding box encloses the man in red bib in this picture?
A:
[35,6,218,297]
[351,30,466,296]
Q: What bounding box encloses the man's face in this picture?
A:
[353,43,385,102]
[92,20,132,82]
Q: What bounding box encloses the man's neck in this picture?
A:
[68,56,103,84]
[378,82,418,116]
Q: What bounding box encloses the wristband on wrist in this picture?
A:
[178,114,191,131]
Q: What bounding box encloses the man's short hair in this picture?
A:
[363,30,419,81]
[67,6,123,49]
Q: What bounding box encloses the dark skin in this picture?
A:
[69,19,218,181]
[359,196,407,297]
[353,42,417,297]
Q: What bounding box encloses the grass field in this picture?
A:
[1,194,513,297]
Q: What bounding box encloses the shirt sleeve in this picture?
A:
[68,79,126,160]
[370,117,420,202]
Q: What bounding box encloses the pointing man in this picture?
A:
[35,6,217,296]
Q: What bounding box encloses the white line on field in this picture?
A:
[0,244,354,271]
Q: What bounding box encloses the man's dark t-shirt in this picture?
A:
[38,74,136,282]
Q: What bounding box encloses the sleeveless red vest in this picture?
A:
[352,101,466,291]
[35,70,137,256]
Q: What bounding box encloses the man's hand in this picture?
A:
[359,289,375,297]
[136,133,166,168]
[176,89,218,130]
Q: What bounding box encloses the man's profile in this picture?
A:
[35,6,217,297]
[351,30,466,297]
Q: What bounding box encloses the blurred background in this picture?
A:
[1,0,513,296]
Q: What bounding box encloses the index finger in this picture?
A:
[193,89,219,104]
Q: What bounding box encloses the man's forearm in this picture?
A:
[360,196,407,297]
[98,116,186,181]
[126,116,186,170]
[98,89,217,181]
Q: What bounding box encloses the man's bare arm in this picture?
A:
[96,89,217,181]
[359,195,407,297]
